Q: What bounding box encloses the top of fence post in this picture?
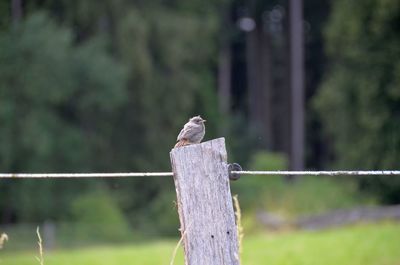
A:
[170,137,240,265]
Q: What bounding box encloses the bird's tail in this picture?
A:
[174,139,190,148]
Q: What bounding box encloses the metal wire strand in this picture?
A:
[0,172,173,178]
[0,170,400,178]
[230,170,400,176]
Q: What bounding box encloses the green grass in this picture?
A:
[2,222,400,265]
[242,222,400,265]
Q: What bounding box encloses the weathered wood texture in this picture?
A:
[170,138,240,265]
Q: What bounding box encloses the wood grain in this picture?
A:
[170,138,240,265]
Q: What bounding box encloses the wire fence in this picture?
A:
[231,170,400,176]
[0,170,400,178]
[0,172,173,178]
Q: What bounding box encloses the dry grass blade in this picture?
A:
[169,229,187,265]
[233,195,244,263]
[0,233,8,249]
[36,227,44,265]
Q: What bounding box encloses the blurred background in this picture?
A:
[0,0,400,264]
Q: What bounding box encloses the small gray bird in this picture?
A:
[174,116,206,148]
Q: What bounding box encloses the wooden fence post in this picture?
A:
[170,137,240,265]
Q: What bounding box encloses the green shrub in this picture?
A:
[135,190,180,237]
[231,151,374,222]
[69,187,131,242]
[231,151,288,209]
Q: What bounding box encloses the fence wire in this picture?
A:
[0,172,173,178]
[0,170,399,178]
[231,170,400,176]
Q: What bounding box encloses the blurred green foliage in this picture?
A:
[231,151,288,208]
[0,0,222,235]
[0,0,399,243]
[232,151,373,234]
[0,12,127,172]
[70,187,131,241]
[314,0,400,203]
[225,114,262,167]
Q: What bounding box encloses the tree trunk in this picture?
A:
[11,0,22,27]
[289,0,305,171]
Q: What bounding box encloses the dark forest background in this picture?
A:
[0,0,399,242]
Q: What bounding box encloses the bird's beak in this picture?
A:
[202,119,206,123]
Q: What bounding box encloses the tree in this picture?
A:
[314,0,400,203]
[0,12,128,221]
[0,0,224,234]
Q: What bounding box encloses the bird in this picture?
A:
[174,116,206,148]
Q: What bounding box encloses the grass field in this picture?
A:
[1,222,399,265]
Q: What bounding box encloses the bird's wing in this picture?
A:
[177,122,198,141]
[177,128,186,141]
